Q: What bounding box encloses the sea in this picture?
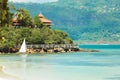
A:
[0,44,120,80]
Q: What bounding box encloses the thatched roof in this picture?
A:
[38,13,52,26]
[38,14,44,18]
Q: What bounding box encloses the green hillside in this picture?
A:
[11,0,120,42]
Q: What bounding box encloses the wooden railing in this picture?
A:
[27,44,78,49]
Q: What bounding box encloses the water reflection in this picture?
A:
[20,54,27,80]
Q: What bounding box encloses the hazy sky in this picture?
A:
[9,0,58,3]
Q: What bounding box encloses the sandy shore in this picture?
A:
[0,66,20,80]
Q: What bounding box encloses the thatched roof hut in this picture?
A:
[38,13,52,26]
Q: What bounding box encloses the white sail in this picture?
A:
[19,39,26,53]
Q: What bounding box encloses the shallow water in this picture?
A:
[0,45,120,80]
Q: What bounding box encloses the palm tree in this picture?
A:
[15,8,24,21]
[14,8,33,27]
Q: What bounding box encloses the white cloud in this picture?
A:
[9,0,58,3]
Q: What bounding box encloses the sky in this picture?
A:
[9,0,58,3]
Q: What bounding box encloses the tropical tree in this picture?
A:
[0,0,12,27]
[15,8,33,27]
[53,30,73,44]
[34,15,43,28]
[0,27,18,52]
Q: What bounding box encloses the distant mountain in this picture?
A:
[11,0,120,42]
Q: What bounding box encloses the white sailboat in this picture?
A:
[19,38,27,58]
[19,38,26,53]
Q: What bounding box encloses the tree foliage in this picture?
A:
[0,0,12,27]
[28,27,73,44]
[0,27,73,50]
[34,15,43,28]
[15,8,33,27]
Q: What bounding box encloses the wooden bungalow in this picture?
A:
[12,13,52,27]
[38,13,52,26]
[12,17,21,27]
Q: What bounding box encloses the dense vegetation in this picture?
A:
[12,0,120,42]
[0,0,12,27]
[0,27,72,51]
[0,0,73,53]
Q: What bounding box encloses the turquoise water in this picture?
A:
[79,44,120,49]
[0,45,120,80]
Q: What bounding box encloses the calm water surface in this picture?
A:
[0,45,120,80]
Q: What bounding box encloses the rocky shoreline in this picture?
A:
[0,44,99,54]
[26,48,99,54]
[0,47,99,54]
[26,44,99,54]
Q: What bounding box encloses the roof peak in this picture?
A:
[38,13,44,18]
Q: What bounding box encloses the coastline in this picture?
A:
[0,43,103,54]
[25,46,99,54]
[0,48,99,54]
